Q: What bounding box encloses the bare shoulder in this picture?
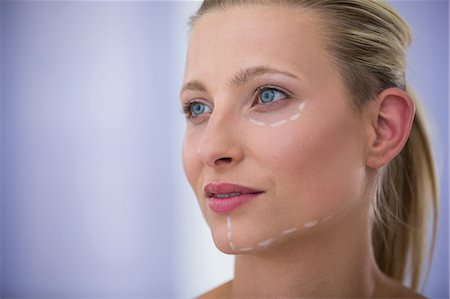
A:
[388,283,427,299]
[197,281,232,299]
[196,277,425,298]
[375,274,426,298]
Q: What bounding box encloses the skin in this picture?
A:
[180,4,420,298]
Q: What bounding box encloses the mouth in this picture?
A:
[204,182,265,214]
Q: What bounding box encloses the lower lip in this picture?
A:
[207,193,264,214]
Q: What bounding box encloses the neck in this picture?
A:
[230,204,382,298]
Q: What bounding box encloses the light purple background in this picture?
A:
[1,1,448,298]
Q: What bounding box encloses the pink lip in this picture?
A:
[204,182,265,214]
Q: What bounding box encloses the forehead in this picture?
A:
[184,5,331,85]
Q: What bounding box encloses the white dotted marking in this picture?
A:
[322,214,334,222]
[224,204,340,252]
[239,247,253,252]
[282,227,299,235]
[229,241,236,250]
[249,118,267,126]
[258,237,276,247]
[289,113,301,121]
[227,216,234,250]
[298,102,306,111]
[303,220,319,228]
[269,120,288,127]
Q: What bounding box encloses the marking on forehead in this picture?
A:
[230,65,299,87]
[249,118,268,126]
[304,220,319,228]
[282,227,298,235]
[269,120,288,127]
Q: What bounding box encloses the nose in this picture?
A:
[196,112,244,169]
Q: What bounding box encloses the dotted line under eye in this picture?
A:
[248,102,306,127]
[282,227,299,235]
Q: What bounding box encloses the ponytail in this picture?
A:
[372,84,439,290]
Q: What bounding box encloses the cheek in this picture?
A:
[249,109,366,219]
[182,131,202,193]
[210,115,366,253]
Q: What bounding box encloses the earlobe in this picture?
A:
[365,88,415,169]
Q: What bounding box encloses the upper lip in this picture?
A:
[204,182,265,197]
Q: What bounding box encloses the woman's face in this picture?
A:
[180,5,369,253]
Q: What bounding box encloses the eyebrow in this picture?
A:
[179,65,299,96]
[180,80,207,95]
[230,65,299,86]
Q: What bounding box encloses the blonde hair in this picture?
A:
[188,0,439,291]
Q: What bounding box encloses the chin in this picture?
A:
[211,232,235,254]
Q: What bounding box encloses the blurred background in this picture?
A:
[0,1,448,298]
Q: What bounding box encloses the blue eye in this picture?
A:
[258,87,287,104]
[183,101,212,119]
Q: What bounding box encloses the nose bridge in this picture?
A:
[197,103,243,167]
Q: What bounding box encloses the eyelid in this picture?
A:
[186,98,213,110]
[255,85,290,95]
[181,98,213,120]
[253,85,291,102]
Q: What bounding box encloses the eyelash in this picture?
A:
[180,85,291,120]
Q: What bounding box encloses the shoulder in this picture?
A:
[196,277,425,298]
[197,281,232,299]
[375,274,426,299]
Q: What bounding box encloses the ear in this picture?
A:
[365,87,415,169]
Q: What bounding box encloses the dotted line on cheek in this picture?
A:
[227,216,235,250]
[229,208,342,253]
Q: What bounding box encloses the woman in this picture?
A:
[179,0,438,297]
